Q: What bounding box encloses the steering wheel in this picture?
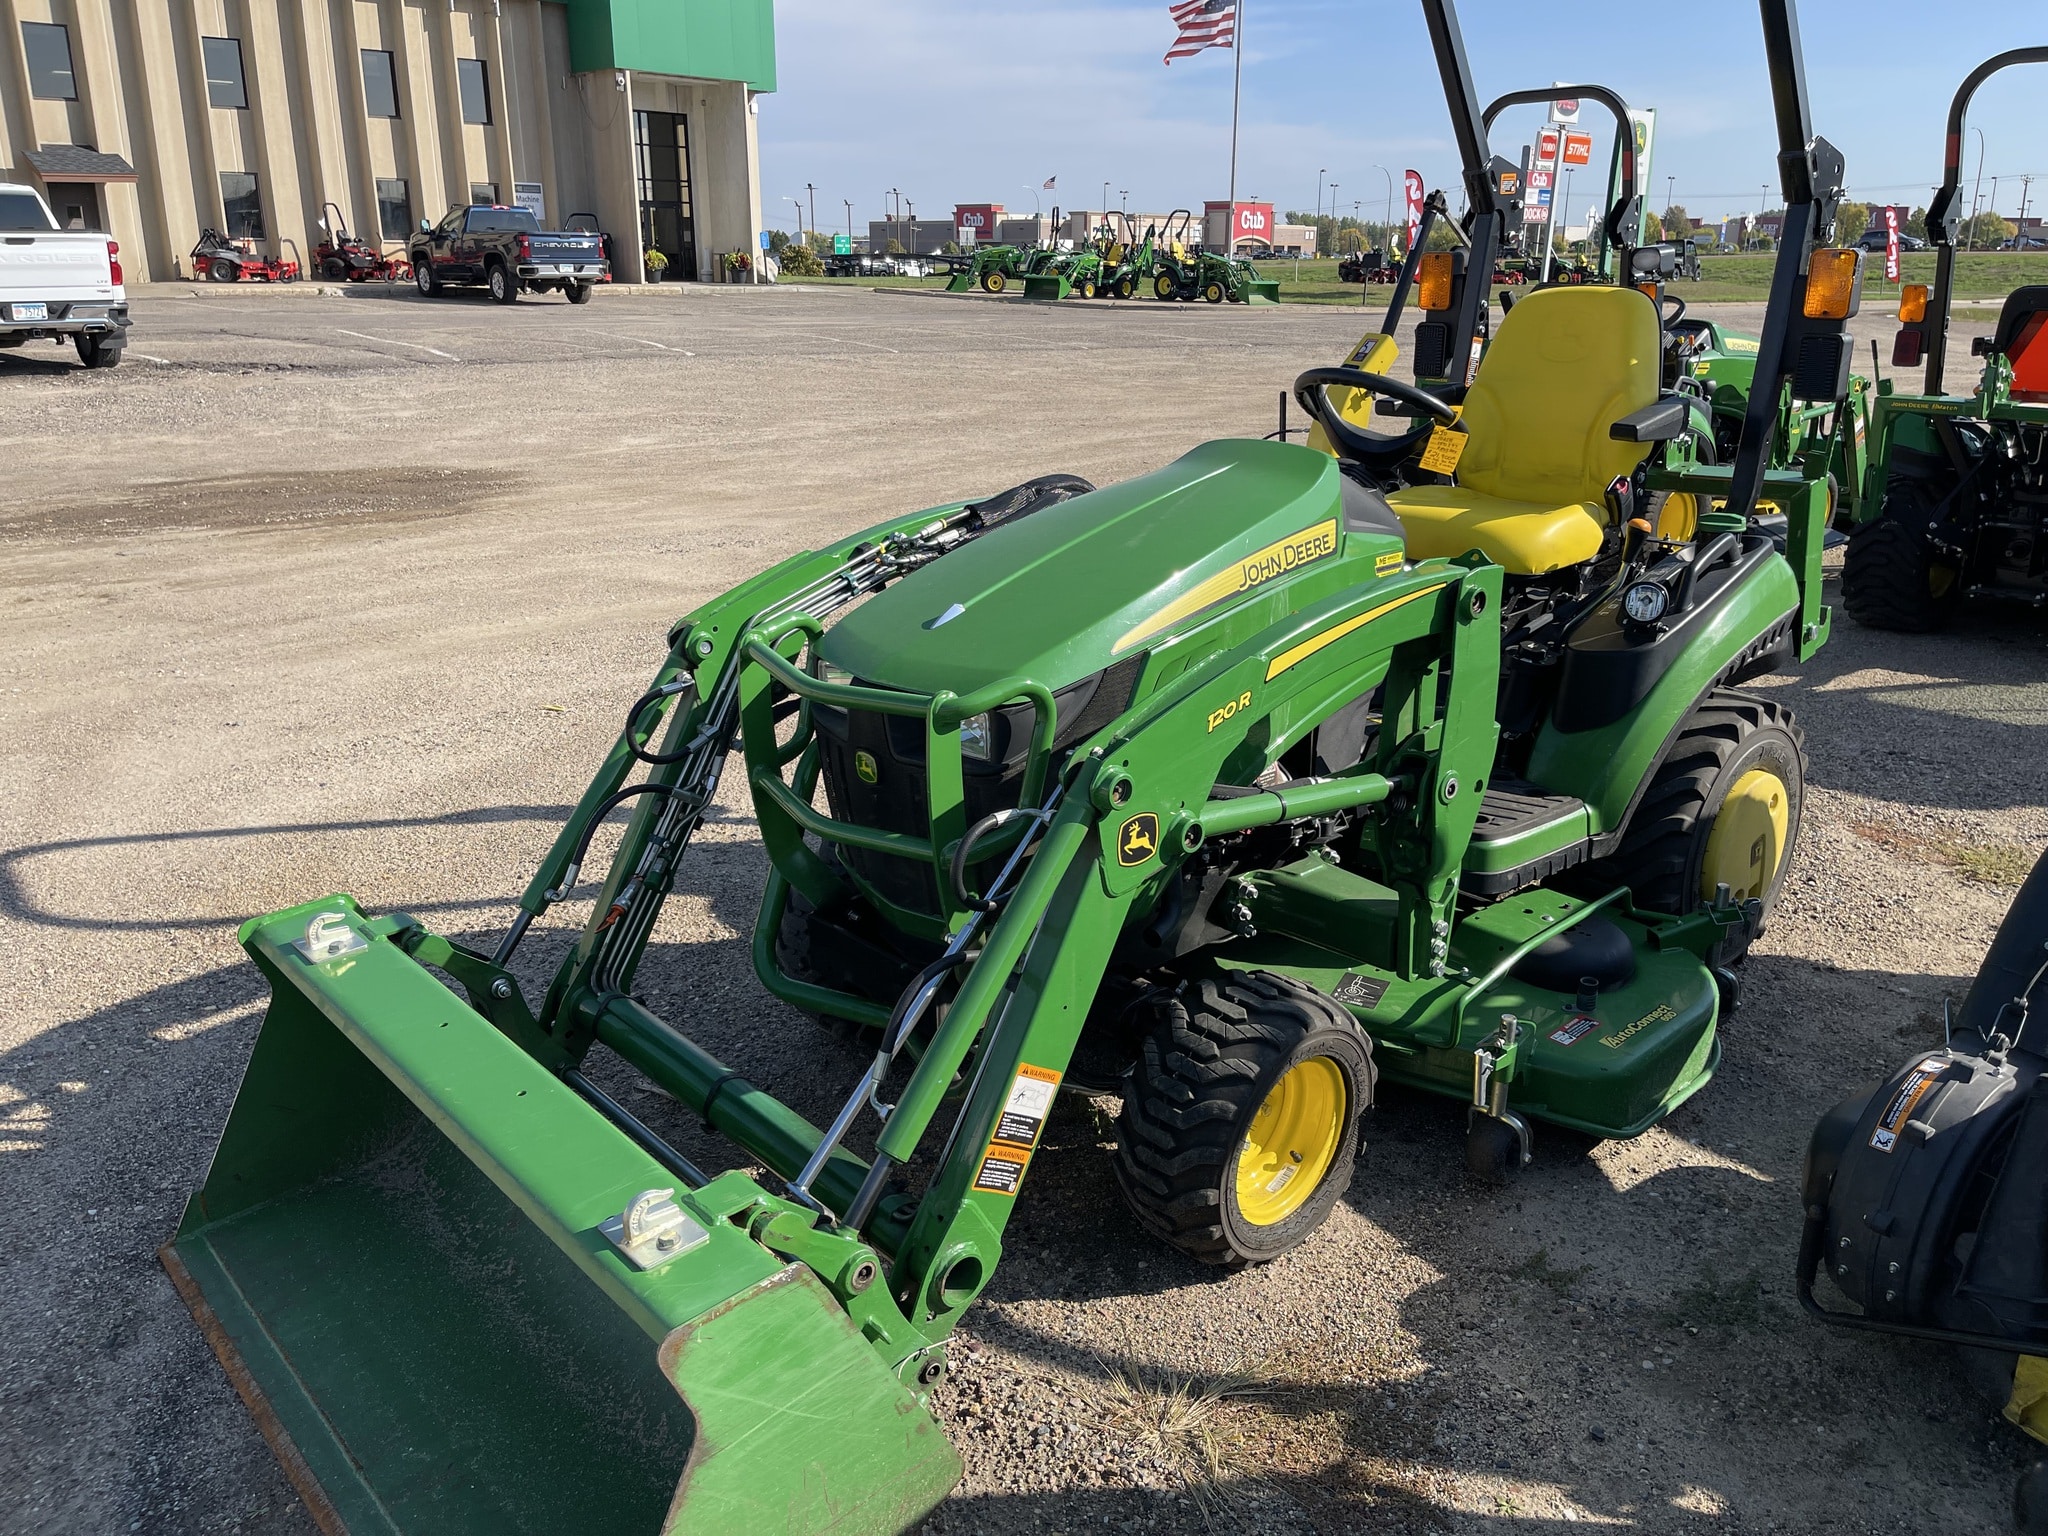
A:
[1292,366,1458,467]
[1660,291,1688,329]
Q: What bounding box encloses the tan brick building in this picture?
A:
[0,0,774,281]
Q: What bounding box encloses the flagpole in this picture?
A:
[1225,0,1242,252]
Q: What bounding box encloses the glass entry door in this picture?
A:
[634,110,696,279]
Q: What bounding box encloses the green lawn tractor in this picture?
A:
[1841,45,2048,631]
[1800,845,2048,1533]
[1148,209,1279,304]
[1090,212,1151,299]
[162,3,1856,1532]
[1021,247,1104,301]
[944,242,1027,294]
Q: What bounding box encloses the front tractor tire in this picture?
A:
[1603,688,1805,964]
[1841,487,1960,632]
[983,270,1006,294]
[1115,972,1373,1267]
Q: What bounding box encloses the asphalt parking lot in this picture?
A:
[3,283,2045,1535]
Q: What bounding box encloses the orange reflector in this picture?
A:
[1636,282,1660,301]
[1898,283,1929,323]
[1417,252,1454,311]
[1803,248,1863,320]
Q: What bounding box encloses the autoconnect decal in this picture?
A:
[1113,519,1340,652]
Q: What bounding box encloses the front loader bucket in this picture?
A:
[1022,272,1071,300]
[163,897,961,1535]
[1243,279,1281,303]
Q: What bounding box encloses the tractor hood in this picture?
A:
[822,439,1381,697]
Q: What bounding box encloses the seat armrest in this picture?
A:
[1609,396,1689,442]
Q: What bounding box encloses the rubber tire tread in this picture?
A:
[1841,503,1953,633]
[1113,971,1372,1268]
[1600,688,1805,962]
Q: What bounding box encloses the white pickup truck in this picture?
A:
[0,181,129,368]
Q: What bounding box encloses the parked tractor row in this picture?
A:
[945,207,1278,303]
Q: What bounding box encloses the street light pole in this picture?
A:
[806,183,816,239]
[1316,167,1326,226]
[844,199,853,248]
[1327,183,1337,257]
[1373,164,1391,249]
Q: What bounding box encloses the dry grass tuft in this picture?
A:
[1850,821,2034,888]
[1094,1350,1276,1521]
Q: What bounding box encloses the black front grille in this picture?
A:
[811,658,1144,919]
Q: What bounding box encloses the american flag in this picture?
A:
[1164,0,1235,65]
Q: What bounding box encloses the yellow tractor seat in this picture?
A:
[1386,285,1663,577]
[1385,484,1606,572]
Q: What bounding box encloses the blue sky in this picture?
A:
[758,0,2048,234]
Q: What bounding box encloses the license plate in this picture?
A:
[13,302,47,321]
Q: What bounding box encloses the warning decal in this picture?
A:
[973,1063,1062,1195]
[1870,1056,1947,1153]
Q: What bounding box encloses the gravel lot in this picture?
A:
[2,283,2044,1535]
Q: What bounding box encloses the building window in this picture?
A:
[360,49,398,118]
[202,37,248,109]
[21,22,77,100]
[375,178,410,240]
[456,58,490,125]
[468,182,498,206]
[219,171,264,239]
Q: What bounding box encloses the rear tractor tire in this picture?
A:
[1842,486,1960,632]
[1114,276,1135,299]
[1603,688,1805,965]
[1114,972,1373,1267]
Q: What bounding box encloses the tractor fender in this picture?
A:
[1524,540,1800,844]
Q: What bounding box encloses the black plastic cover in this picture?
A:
[1551,535,1783,733]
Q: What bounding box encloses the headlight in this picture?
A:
[959,713,997,761]
[1622,582,1671,625]
[811,656,854,686]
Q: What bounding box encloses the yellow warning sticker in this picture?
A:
[1374,550,1404,577]
[972,1063,1062,1195]
[1418,425,1468,476]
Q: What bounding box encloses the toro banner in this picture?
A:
[1884,204,1901,282]
[1404,169,1424,252]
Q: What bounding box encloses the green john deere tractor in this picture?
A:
[1149,209,1280,304]
[1088,212,1150,300]
[945,242,1028,294]
[1841,46,2048,631]
[1021,247,1104,301]
[163,2,1861,1531]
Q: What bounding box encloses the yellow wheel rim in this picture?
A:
[986,272,1004,293]
[1655,493,1701,542]
[1233,1057,1346,1227]
[1700,767,1789,904]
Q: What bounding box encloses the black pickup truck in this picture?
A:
[408,205,608,305]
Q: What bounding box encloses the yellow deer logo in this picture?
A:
[1117,813,1160,867]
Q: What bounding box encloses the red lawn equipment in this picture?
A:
[192,229,301,284]
[313,203,412,283]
